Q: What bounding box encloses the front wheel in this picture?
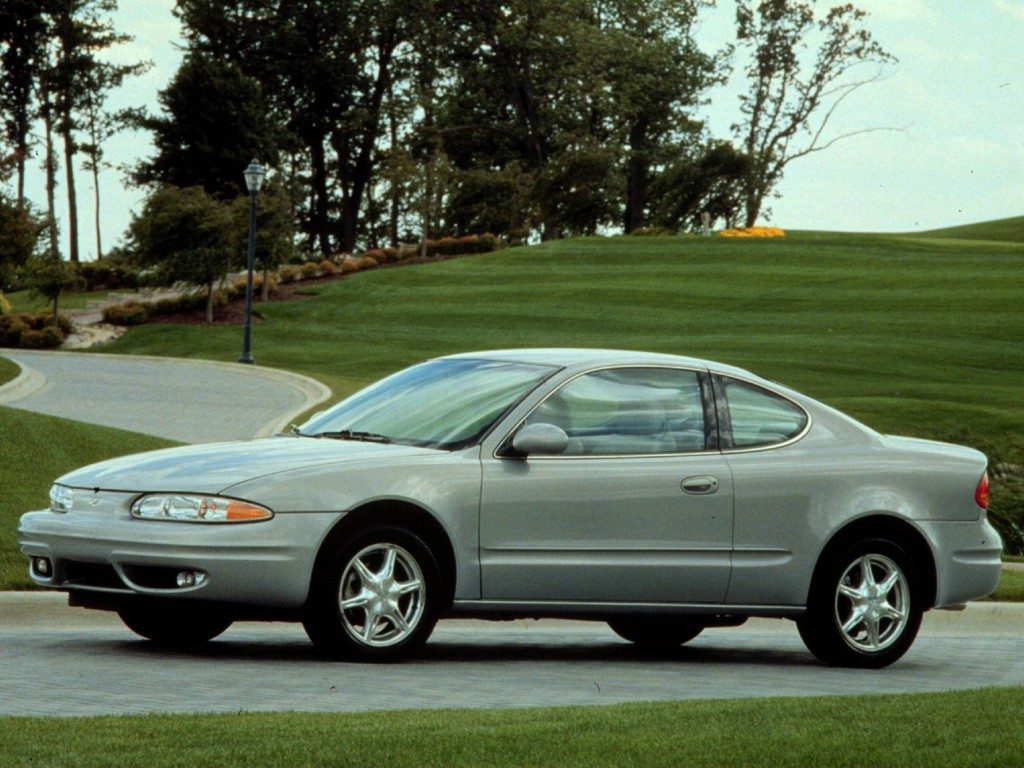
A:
[798,538,923,668]
[303,526,440,661]
[608,617,704,649]
[118,603,232,647]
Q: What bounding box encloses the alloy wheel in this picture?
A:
[338,543,425,647]
[834,553,910,653]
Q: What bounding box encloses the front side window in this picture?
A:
[301,358,556,449]
[525,367,707,456]
[719,376,808,449]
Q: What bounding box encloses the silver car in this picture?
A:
[18,349,1002,667]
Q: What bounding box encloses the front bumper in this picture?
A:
[926,516,1004,607]
[18,506,343,609]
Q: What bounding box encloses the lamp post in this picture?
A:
[239,158,265,364]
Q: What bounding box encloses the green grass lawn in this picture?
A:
[101,229,1024,460]
[0,355,19,387]
[989,569,1024,602]
[0,406,176,589]
[0,687,1021,767]
[920,215,1024,243]
[5,288,114,314]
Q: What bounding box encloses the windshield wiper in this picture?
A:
[289,424,308,436]
[313,429,392,444]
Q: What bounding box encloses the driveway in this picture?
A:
[1,596,1020,717]
[0,350,330,443]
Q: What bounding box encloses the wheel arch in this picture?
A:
[809,514,937,610]
[306,499,458,610]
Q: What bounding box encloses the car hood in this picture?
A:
[56,436,441,494]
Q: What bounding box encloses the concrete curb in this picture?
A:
[0,349,332,439]
[0,355,46,405]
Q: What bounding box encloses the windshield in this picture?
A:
[298,358,557,450]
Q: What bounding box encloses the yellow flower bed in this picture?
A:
[719,226,786,238]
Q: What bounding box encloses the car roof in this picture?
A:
[440,348,762,381]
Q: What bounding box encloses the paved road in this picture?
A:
[1,597,1020,717]
[0,350,330,443]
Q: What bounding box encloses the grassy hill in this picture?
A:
[0,406,175,589]
[100,229,1024,462]
[918,215,1024,243]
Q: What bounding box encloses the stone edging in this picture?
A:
[0,349,332,438]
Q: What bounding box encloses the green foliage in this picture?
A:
[228,177,295,271]
[648,142,751,230]
[133,51,280,201]
[24,255,78,313]
[0,193,46,287]
[1,688,1023,767]
[75,260,140,290]
[129,185,234,321]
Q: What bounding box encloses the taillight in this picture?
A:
[975,473,990,510]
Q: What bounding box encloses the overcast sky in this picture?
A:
[20,0,1024,260]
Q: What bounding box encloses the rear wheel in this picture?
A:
[608,617,704,649]
[118,603,232,647]
[798,538,923,668]
[303,526,440,661]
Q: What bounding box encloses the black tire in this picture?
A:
[303,525,440,662]
[118,603,232,647]
[798,538,924,668]
[607,616,704,648]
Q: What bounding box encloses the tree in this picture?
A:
[48,0,147,261]
[648,141,751,230]
[733,0,895,227]
[0,193,46,291]
[133,52,279,202]
[0,1,48,207]
[130,185,234,323]
[25,252,77,326]
[230,178,296,301]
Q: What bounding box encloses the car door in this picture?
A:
[479,366,734,604]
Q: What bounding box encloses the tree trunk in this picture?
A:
[91,160,102,260]
[310,135,331,256]
[41,86,60,259]
[51,291,60,328]
[205,281,214,323]
[623,123,649,233]
[61,127,79,262]
[261,265,269,302]
[388,102,400,248]
[16,150,26,209]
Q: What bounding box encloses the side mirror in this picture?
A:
[510,422,569,457]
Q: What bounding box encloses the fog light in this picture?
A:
[33,557,52,577]
[176,570,197,588]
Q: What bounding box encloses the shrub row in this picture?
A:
[98,233,504,325]
[75,261,141,291]
[0,312,70,349]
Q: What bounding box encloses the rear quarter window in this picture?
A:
[719,376,808,449]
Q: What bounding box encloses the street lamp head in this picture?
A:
[243,158,266,194]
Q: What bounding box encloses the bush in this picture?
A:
[363,247,400,264]
[300,262,321,279]
[339,257,361,274]
[0,292,11,315]
[278,265,300,283]
[76,261,140,291]
[318,259,337,275]
[19,325,64,349]
[102,301,150,326]
[359,256,379,269]
[0,316,29,346]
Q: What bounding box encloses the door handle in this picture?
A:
[681,475,719,495]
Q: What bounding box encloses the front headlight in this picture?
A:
[130,494,273,523]
[49,485,74,513]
